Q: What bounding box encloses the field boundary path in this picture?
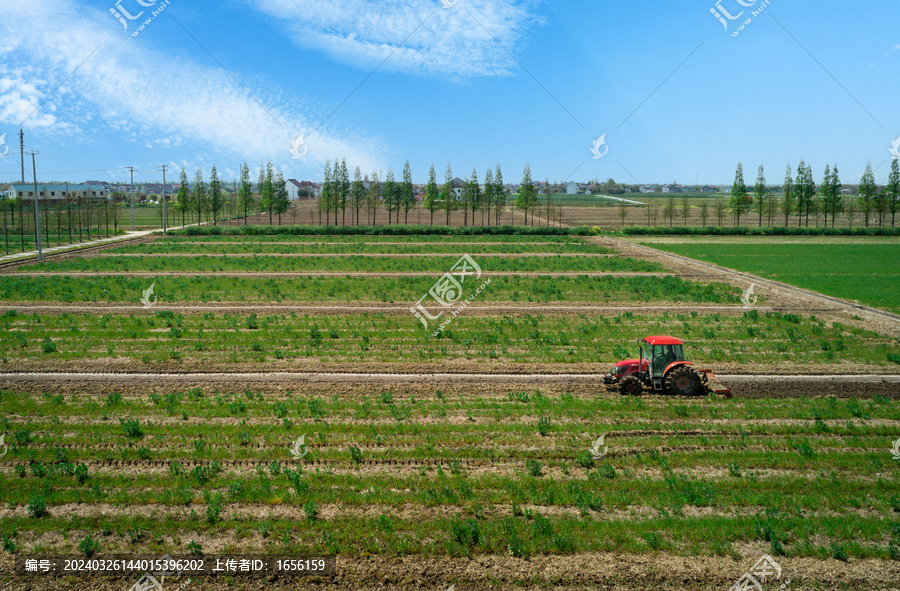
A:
[5,371,898,382]
[3,371,898,398]
[606,236,900,337]
[0,230,160,270]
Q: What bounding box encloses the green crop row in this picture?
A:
[0,275,739,304]
[18,255,661,274]
[104,242,612,256]
[2,309,896,367]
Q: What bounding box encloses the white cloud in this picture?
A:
[0,0,385,176]
[246,0,540,79]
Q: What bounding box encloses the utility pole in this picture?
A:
[27,151,42,261]
[158,164,168,234]
[126,166,135,231]
[18,129,25,183]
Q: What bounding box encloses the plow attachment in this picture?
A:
[699,369,732,397]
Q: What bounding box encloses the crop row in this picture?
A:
[1,310,897,366]
[1,389,897,560]
[18,255,662,274]
[104,242,613,256]
[0,275,739,304]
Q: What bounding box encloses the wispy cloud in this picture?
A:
[0,0,384,174]
[245,0,541,79]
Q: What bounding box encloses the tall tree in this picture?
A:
[208,166,222,225]
[257,163,265,224]
[888,158,900,227]
[482,168,495,227]
[795,160,815,227]
[366,171,381,226]
[543,179,553,227]
[467,168,480,227]
[260,162,275,225]
[714,197,727,226]
[827,164,843,228]
[753,164,766,227]
[383,169,397,225]
[238,162,253,225]
[193,168,207,226]
[320,160,332,226]
[858,162,876,228]
[782,164,794,226]
[351,166,365,226]
[494,164,504,226]
[423,164,440,225]
[730,162,749,226]
[273,168,289,225]
[401,160,415,225]
[441,164,455,226]
[339,159,350,226]
[175,166,190,228]
[516,163,536,226]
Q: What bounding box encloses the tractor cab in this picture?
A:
[604,335,705,396]
[641,337,687,388]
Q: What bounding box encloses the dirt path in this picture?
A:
[1,372,898,398]
[94,252,622,258]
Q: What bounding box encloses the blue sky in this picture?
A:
[0,0,898,187]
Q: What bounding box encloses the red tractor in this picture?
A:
[602,336,730,397]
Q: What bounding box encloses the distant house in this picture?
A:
[701,185,718,193]
[662,185,682,194]
[450,177,466,200]
[4,183,108,203]
[566,181,578,195]
[288,179,320,199]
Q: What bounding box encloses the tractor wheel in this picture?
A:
[665,366,703,396]
[619,376,642,396]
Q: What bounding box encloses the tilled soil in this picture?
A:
[1,552,897,590]
[0,373,898,399]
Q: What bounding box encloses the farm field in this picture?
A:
[1,228,899,591]
[635,236,900,314]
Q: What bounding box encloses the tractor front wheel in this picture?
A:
[665,366,702,396]
[619,376,642,396]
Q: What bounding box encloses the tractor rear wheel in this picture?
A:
[619,376,642,396]
[665,366,703,396]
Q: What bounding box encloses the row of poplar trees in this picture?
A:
[174,162,291,227]
[318,160,548,226]
[730,159,900,227]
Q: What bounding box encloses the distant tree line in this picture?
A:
[728,159,899,228]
